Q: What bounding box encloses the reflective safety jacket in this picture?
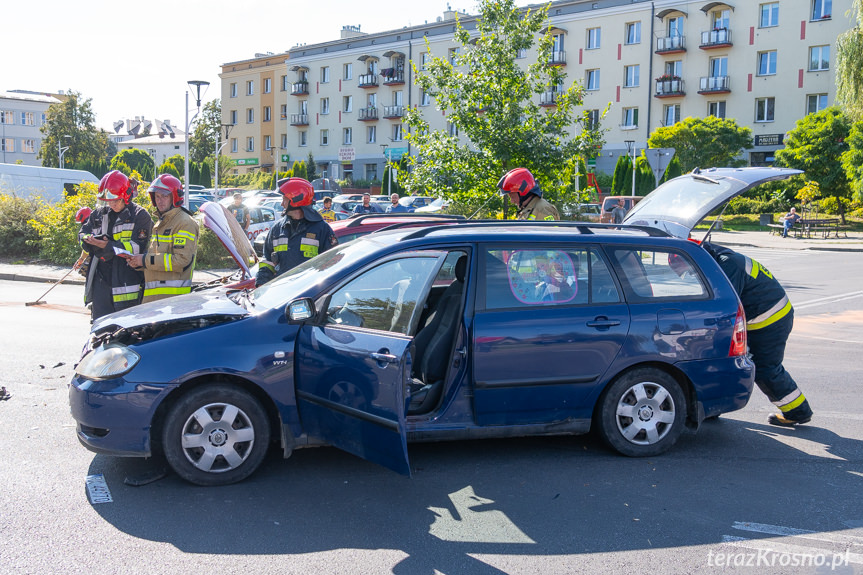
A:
[79,202,153,310]
[141,206,199,303]
[517,196,559,221]
[256,214,337,286]
[703,242,791,331]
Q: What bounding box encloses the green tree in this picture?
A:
[611,155,632,194]
[305,152,318,181]
[111,149,155,180]
[39,91,112,167]
[402,0,604,217]
[647,116,752,173]
[840,120,863,202]
[199,162,211,187]
[158,160,181,179]
[836,0,863,120]
[189,99,222,163]
[775,107,854,222]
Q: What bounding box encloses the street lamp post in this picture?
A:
[624,140,636,196]
[58,135,71,169]
[184,80,210,208]
[380,144,391,197]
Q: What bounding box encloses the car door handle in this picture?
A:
[586,318,621,329]
[370,352,398,363]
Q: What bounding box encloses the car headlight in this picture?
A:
[75,345,140,379]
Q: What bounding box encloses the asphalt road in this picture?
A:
[1,248,862,575]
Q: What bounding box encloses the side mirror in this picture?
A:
[286,298,316,323]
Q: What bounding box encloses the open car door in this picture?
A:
[623,167,802,238]
[294,252,447,475]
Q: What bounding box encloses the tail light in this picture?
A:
[729,303,747,357]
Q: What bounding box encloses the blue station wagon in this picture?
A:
[69,167,798,485]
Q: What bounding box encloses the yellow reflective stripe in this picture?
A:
[273,244,288,252]
[175,230,196,240]
[144,286,192,296]
[544,215,554,221]
[780,393,807,412]
[155,234,172,242]
[747,297,792,331]
[164,253,172,272]
[300,244,318,258]
[527,214,536,220]
[259,261,275,272]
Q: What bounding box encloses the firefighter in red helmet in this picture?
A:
[123,174,200,303]
[497,167,559,221]
[78,170,153,321]
[256,177,338,286]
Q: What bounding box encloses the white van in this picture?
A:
[0,163,99,203]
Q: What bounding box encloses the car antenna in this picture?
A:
[700,201,731,243]
[469,191,501,219]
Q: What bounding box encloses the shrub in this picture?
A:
[726,196,788,215]
[0,194,42,258]
[28,182,101,265]
[816,196,851,214]
[194,225,235,269]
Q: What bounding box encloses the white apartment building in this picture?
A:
[0,90,61,167]
[222,0,851,179]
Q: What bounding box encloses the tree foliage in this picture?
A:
[647,116,752,173]
[111,149,155,180]
[774,107,854,222]
[306,152,318,181]
[836,0,863,120]
[402,0,605,217]
[158,160,181,179]
[840,119,863,202]
[39,91,112,168]
[189,99,222,163]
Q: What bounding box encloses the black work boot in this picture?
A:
[768,400,813,427]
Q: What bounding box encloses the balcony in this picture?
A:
[548,50,566,66]
[655,78,685,98]
[698,75,731,94]
[540,91,559,107]
[655,35,686,54]
[358,107,379,121]
[290,113,309,126]
[700,28,732,49]
[383,105,405,119]
[291,81,308,96]
[382,70,405,85]
[358,73,379,88]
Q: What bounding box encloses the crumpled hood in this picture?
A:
[92,291,249,332]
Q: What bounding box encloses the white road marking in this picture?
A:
[794,291,863,310]
[733,521,863,546]
[717,521,863,566]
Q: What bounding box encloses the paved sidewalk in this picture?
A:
[2,229,862,286]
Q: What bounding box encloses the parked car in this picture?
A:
[187,194,212,214]
[561,203,602,222]
[414,197,450,214]
[599,196,643,223]
[398,196,436,212]
[311,178,342,196]
[68,168,799,486]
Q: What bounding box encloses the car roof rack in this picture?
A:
[397,219,671,240]
[342,213,466,229]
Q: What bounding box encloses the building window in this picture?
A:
[624,65,640,87]
[343,95,353,113]
[321,98,330,115]
[625,22,641,45]
[710,56,728,78]
[667,16,684,37]
[552,33,565,55]
[365,164,378,181]
[587,27,601,49]
[281,133,287,148]
[321,129,329,146]
[807,94,828,114]
[20,112,34,126]
[586,69,600,91]
[280,104,287,119]
[299,131,307,147]
[247,108,254,123]
[246,137,254,152]
[41,113,47,126]
[264,106,271,122]
[0,111,13,124]
[755,97,775,122]
[230,110,238,124]
[812,0,832,21]
[622,107,638,129]
[760,3,779,27]
[344,63,353,80]
[393,90,404,106]
[663,104,681,126]
[665,60,683,77]
[447,122,459,137]
[231,138,238,153]
[448,48,459,65]
[757,51,777,76]
[264,135,272,150]
[321,66,330,83]
[586,109,600,130]
[515,47,527,59]
[281,75,288,91]
[230,83,237,97]
[708,101,727,118]
[393,125,403,141]
[711,9,730,30]
[421,90,431,106]
[246,80,254,95]
[367,125,376,143]
[264,78,272,93]
[343,127,352,145]
[22,139,35,153]
[1,138,13,152]
[809,45,830,71]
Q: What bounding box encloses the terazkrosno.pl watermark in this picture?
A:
[707,549,851,570]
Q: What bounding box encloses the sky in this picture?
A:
[2,0,533,133]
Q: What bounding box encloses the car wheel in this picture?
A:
[162,385,270,486]
[596,368,686,457]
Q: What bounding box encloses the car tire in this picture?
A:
[596,368,687,457]
[162,384,270,486]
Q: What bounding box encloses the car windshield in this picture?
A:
[252,238,382,308]
[624,175,734,229]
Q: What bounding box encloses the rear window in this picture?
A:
[608,248,707,300]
